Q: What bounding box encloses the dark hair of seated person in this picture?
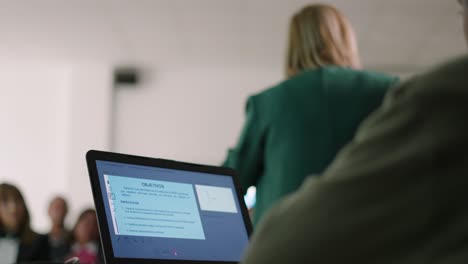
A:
[66,208,103,264]
[0,183,49,263]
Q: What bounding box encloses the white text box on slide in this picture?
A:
[195,185,238,213]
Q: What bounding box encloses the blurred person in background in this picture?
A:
[67,208,101,264]
[0,183,49,263]
[224,3,398,226]
[240,1,468,263]
[48,196,71,261]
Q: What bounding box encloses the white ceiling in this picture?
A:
[0,0,465,73]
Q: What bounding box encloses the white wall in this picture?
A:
[66,64,113,227]
[0,64,112,232]
[114,65,280,164]
[0,65,71,231]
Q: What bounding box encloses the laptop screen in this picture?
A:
[95,160,250,262]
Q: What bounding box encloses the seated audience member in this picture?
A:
[241,2,468,263]
[48,196,71,261]
[223,3,398,227]
[67,209,101,264]
[0,183,49,263]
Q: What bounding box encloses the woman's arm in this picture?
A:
[223,96,267,194]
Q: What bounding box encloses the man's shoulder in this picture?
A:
[390,55,468,105]
[416,55,468,92]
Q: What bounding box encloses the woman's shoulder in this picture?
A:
[247,69,326,110]
[320,66,397,82]
[257,66,396,93]
[252,70,320,99]
[248,66,397,108]
[251,67,350,97]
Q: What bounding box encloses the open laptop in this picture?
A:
[86,150,252,264]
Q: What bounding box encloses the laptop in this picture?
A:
[86,150,252,264]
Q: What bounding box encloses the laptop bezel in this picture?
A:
[86,150,253,264]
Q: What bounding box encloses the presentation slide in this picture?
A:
[104,175,206,240]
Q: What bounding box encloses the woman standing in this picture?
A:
[224,4,398,226]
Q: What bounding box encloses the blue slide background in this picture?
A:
[107,175,206,240]
[96,160,249,262]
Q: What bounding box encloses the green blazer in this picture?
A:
[241,56,468,264]
[224,66,398,226]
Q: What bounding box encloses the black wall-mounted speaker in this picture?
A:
[114,67,140,86]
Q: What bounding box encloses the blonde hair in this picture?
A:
[286,4,361,77]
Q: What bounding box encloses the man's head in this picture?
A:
[48,196,68,225]
[460,0,468,44]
